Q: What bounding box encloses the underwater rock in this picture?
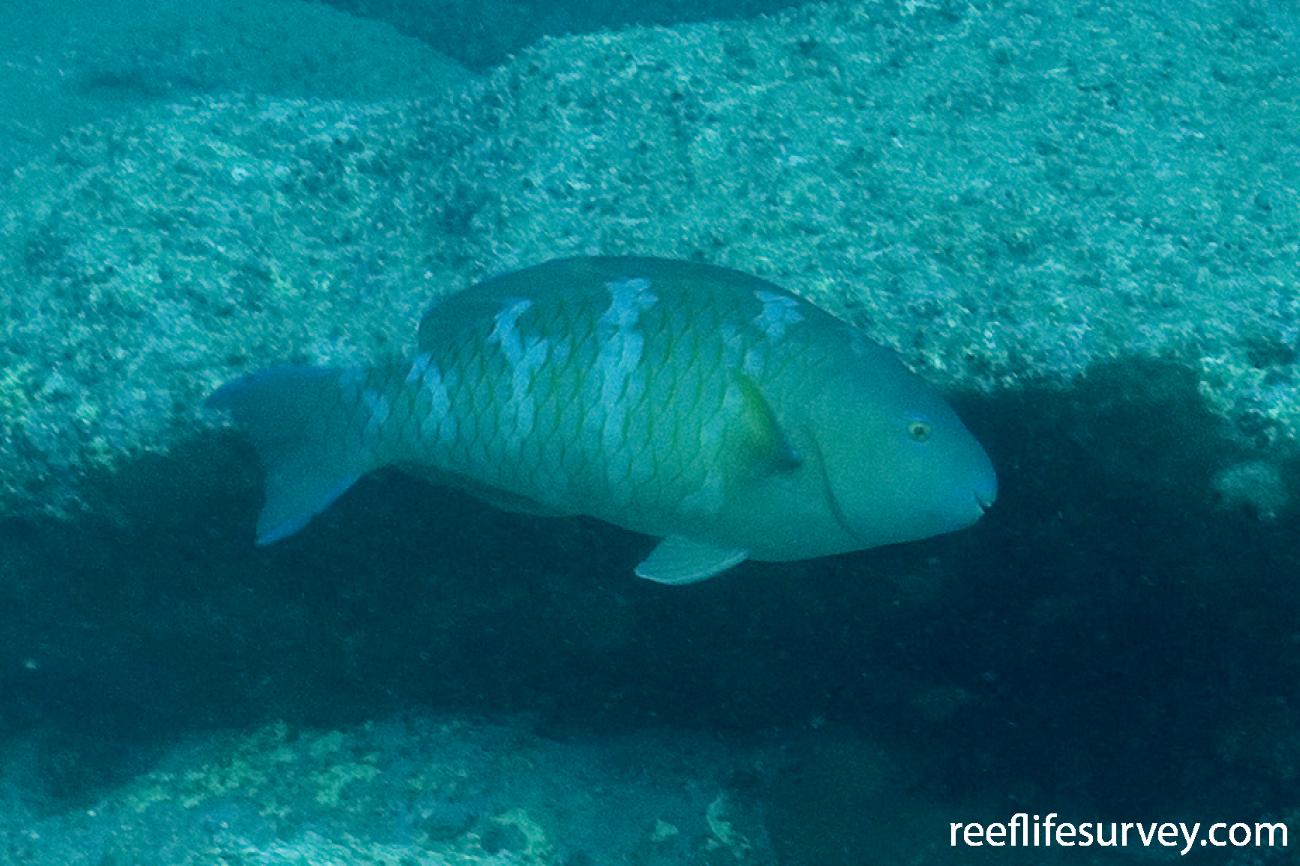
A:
[0,94,475,519]
[321,0,808,70]
[453,0,1300,446]
[0,0,468,178]
[2,0,1298,523]
[2,5,1300,856]
[1211,460,1290,521]
[0,715,772,865]
[765,729,940,866]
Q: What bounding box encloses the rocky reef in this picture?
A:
[1,0,1298,863]
[1,715,769,865]
[3,0,1298,521]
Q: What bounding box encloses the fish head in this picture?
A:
[805,340,997,550]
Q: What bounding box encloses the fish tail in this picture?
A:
[208,365,390,545]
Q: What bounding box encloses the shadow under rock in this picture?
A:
[320,0,812,70]
[0,357,1296,816]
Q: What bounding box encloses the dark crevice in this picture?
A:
[1,357,1297,821]
[316,0,813,70]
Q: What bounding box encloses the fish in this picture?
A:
[208,256,997,584]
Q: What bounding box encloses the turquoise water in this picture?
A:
[1,0,1298,863]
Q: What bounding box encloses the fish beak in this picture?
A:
[972,459,998,515]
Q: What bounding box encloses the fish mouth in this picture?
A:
[972,461,998,516]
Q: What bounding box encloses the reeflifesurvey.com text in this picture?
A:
[950,813,1288,857]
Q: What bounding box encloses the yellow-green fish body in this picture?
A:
[210,257,996,583]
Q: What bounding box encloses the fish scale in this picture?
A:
[209,256,996,582]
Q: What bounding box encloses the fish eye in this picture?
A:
[907,420,932,442]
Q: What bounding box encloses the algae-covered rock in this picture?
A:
[0,95,476,517]
[0,0,472,519]
[449,0,1300,437]
[0,715,771,865]
[3,3,1300,863]
[0,0,469,177]
[3,0,1299,522]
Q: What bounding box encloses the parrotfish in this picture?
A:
[209,256,996,584]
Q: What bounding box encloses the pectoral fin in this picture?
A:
[731,372,801,477]
[634,536,749,585]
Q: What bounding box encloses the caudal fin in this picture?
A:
[208,365,377,544]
